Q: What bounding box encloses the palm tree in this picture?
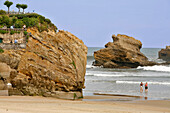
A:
[4,0,13,14]
[16,4,21,14]
[21,4,28,13]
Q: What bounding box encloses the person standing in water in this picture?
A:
[140,82,143,93]
[145,82,148,92]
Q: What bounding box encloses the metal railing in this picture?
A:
[6,11,32,15]
[0,43,26,49]
[0,28,27,31]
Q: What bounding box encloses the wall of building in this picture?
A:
[0,28,27,49]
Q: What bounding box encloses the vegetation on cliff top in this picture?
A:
[0,13,57,32]
[0,1,57,32]
[0,12,57,32]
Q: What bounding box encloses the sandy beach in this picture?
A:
[0,96,169,113]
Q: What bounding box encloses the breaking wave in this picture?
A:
[116,81,170,85]
[86,72,128,77]
[137,65,170,72]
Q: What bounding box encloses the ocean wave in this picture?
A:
[116,81,170,85]
[86,65,103,69]
[137,65,170,72]
[86,65,97,69]
[86,65,94,68]
[88,80,117,83]
[86,72,170,77]
[86,73,128,77]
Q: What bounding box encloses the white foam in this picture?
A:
[86,65,94,68]
[137,65,170,72]
[86,65,102,69]
[7,83,12,86]
[94,74,127,77]
[116,81,170,85]
[86,72,128,77]
[85,73,94,76]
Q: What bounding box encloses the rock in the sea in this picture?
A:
[159,46,170,63]
[93,34,156,68]
[0,28,87,99]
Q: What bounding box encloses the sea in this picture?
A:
[83,47,170,100]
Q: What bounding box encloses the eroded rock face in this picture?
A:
[93,34,156,68]
[0,28,87,98]
[0,63,11,90]
[159,46,170,63]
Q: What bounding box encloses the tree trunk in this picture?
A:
[23,9,24,13]
[18,8,20,14]
[8,7,9,14]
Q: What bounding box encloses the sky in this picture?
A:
[0,0,170,48]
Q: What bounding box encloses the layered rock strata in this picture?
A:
[0,28,87,99]
[93,34,156,68]
[159,46,170,63]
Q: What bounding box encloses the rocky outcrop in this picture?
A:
[0,28,87,99]
[93,34,156,68]
[0,63,10,90]
[159,46,170,63]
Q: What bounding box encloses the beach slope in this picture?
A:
[0,96,169,113]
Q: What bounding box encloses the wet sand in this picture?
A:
[0,96,170,113]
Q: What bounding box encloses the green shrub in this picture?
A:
[0,15,10,26]
[9,14,27,19]
[37,24,41,32]
[0,10,6,15]
[0,30,9,34]
[45,18,51,24]
[12,16,17,24]
[23,17,39,27]
[37,24,48,32]
[22,17,29,27]
[38,15,45,24]
[9,13,40,19]
[26,13,39,18]
[24,31,28,35]
[0,49,4,53]
[15,20,24,28]
[28,18,39,27]
[9,30,19,35]
[10,30,15,35]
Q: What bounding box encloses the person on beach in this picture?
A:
[140,82,143,93]
[145,82,148,92]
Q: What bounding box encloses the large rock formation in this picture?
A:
[159,46,170,63]
[93,34,156,68]
[0,28,87,99]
